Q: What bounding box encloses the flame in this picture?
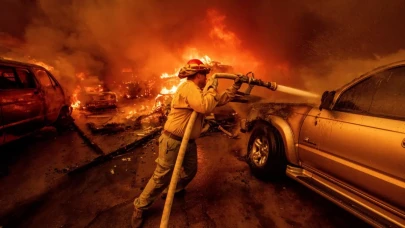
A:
[76,72,85,81]
[200,55,212,65]
[70,86,82,109]
[122,68,133,73]
[160,85,178,94]
[3,57,55,72]
[207,9,241,48]
[160,68,180,79]
[28,59,55,71]
[159,77,187,95]
[70,72,87,109]
[126,110,138,119]
[71,99,81,109]
[159,52,214,81]
[158,52,213,96]
[181,48,213,65]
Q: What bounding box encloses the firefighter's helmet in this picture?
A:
[178,59,211,79]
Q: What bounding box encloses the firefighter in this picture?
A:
[131,59,242,227]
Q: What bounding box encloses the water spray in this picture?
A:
[206,73,319,99]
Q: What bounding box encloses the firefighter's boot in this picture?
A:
[131,208,144,228]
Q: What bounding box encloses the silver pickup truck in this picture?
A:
[241,61,405,227]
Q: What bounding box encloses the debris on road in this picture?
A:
[86,122,127,135]
[200,110,240,138]
[218,125,239,138]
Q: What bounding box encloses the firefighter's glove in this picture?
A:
[206,77,218,91]
[232,75,243,91]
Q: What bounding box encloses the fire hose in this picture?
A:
[160,73,277,228]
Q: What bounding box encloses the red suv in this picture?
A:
[0,59,72,146]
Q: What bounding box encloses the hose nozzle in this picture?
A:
[209,73,278,92]
[245,76,277,91]
[264,81,277,91]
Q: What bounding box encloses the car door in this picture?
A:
[0,65,45,144]
[300,66,405,212]
[33,68,65,124]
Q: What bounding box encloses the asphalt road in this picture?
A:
[0,127,370,228]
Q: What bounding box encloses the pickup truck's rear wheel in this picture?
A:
[247,121,286,180]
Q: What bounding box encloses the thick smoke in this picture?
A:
[1,0,405,98]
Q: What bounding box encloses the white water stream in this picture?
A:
[276,85,320,98]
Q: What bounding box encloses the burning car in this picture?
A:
[120,80,158,99]
[0,59,72,146]
[75,82,117,110]
[240,61,405,227]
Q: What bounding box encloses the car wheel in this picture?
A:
[54,106,73,132]
[247,121,286,180]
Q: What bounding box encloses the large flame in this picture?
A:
[207,9,241,48]
[157,9,261,96]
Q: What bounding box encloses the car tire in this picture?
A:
[247,121,286,180]
[54,106,73,132]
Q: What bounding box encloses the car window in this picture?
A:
[47,72,59,87]
[368,66,405,119]
[16,68,37,89]
[35,69,53,87]
[0,66,22,89]
[335,65,405,120]
[334,75,381,114]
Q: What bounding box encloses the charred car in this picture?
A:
[77,84,117,110]
[0,59,72,146]
[241,61,405,227]
[120,80,159,99]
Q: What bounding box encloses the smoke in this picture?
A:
[1,0,405,97]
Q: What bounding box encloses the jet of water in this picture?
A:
[276,85,320,98]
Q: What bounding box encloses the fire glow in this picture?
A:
[158,54,212,95]
[160,85,178,95]
[70,85,82,109]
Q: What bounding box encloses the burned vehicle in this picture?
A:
[77,83,117,110]
[120,80,159,99]
[241,61,405,227]
[0,59,71,146]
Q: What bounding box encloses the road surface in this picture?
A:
[0,127,370,228]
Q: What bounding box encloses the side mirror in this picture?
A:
[319,91,335,110]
